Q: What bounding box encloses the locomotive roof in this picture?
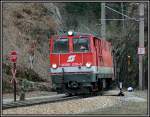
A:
[52,32,95,39]
[52,31,107,41]
[61,32,92,36]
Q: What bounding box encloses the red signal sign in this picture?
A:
[10,51,17,63]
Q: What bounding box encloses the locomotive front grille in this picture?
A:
[51,73,96,83]
[49,66,97,74]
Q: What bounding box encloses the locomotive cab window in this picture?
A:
[53,39,69,53]
[73,38,90,52]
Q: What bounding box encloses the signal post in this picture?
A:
[10,50,18,101]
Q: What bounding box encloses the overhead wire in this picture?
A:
[105,5,139,22]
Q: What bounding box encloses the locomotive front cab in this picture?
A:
[49,31,97,94]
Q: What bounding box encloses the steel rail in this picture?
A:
[2,95,80,110]
[2,90,123,110]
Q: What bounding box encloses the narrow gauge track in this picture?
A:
[2,94,80,110]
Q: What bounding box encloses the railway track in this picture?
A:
[2,90,123,110]
[2,94,80,110]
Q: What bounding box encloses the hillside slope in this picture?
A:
[3,3,62,92]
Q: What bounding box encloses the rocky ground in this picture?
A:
[2,89,148,115]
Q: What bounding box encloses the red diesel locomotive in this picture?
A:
[49,31,114,95]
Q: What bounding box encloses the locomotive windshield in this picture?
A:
[73,38,90,52]
[53,39,69,53]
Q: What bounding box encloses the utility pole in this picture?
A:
[139,3,145,90]
[101,2,106,89]
[121,3,125,36]
[101,2,106,39]
[120,2,125,88]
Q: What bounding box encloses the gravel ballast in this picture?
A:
[3,96,121,114]
[3,90,147,115]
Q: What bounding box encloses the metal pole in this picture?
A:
[139,3,144,90]
[120,2,124,90]
[121,3,125,37]
[12,63,17,102]
[101,2,106,39]
[14,79,16,101]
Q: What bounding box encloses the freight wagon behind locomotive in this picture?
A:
[49,31,115,95]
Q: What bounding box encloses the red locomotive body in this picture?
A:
[49,31,114,95]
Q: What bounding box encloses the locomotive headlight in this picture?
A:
[68,30,73,36]
[52,64,57,69]
[86,62,91,68]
